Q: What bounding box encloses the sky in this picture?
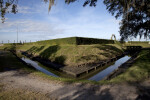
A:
[0,0,147,43]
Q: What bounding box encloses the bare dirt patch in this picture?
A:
[1,70,149,100]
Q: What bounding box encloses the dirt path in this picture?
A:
[1,70,149,100]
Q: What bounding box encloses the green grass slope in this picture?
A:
[1,37,123,66]
[108,50,150,83]
[16,43,123,66]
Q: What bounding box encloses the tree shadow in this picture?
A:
[136,84,150,100]
[54,56,66,65]
[0,50,36,74]
[39,45,60,59]
[27,46,45,54]
[48,84,114,100]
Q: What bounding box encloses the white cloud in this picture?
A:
[0,0,122,41]
[0,19,64,35]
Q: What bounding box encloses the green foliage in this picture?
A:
[0,0,18,23]
[103,0,150,40]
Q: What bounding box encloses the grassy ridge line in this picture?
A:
[25,37,114,45]
[125,41,150,48]
[76,37,114,45]
[36,37,77,45]
[127,41,149,44]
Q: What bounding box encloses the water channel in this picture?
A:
[21,55,131,81]
[88,56,130,81]
[21,57,58,77]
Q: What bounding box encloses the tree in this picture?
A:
[1,0,150,40]
[0,0,96,23]
[103,0,150,40]
[0,0,19,23]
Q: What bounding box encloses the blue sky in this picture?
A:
[0,0,143,43]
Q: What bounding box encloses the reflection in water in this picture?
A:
[88,56,131,81]
[21,57,58,77]
[21,55,131,81]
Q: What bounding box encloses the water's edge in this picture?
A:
[20,53,131,81]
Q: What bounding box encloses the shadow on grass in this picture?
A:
[0,50,35,74]
[54,56,66,65]
[39,45,66,65]
[27,46,45,54]
[95,45,123,58]
[39,45,60,59]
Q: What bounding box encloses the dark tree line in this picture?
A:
[0,0,150,40]
[103,0,150,40]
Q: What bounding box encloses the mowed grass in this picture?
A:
[16,44,123,66]
[101,50,150,83]
[124,42,150,48]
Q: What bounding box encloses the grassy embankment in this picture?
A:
[0,50,96,83]
[124,41,150,48]
[0,37,123,82]
[14,37,123,66]
[0,37,150,84]
[0,38,150,99]
[100,49,150,84]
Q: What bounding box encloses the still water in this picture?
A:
[88,56,131,81]
[21,56,130,81]
[21,57,58,77]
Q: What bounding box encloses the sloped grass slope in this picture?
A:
[17,44,123,66]
[108,50,150,83]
